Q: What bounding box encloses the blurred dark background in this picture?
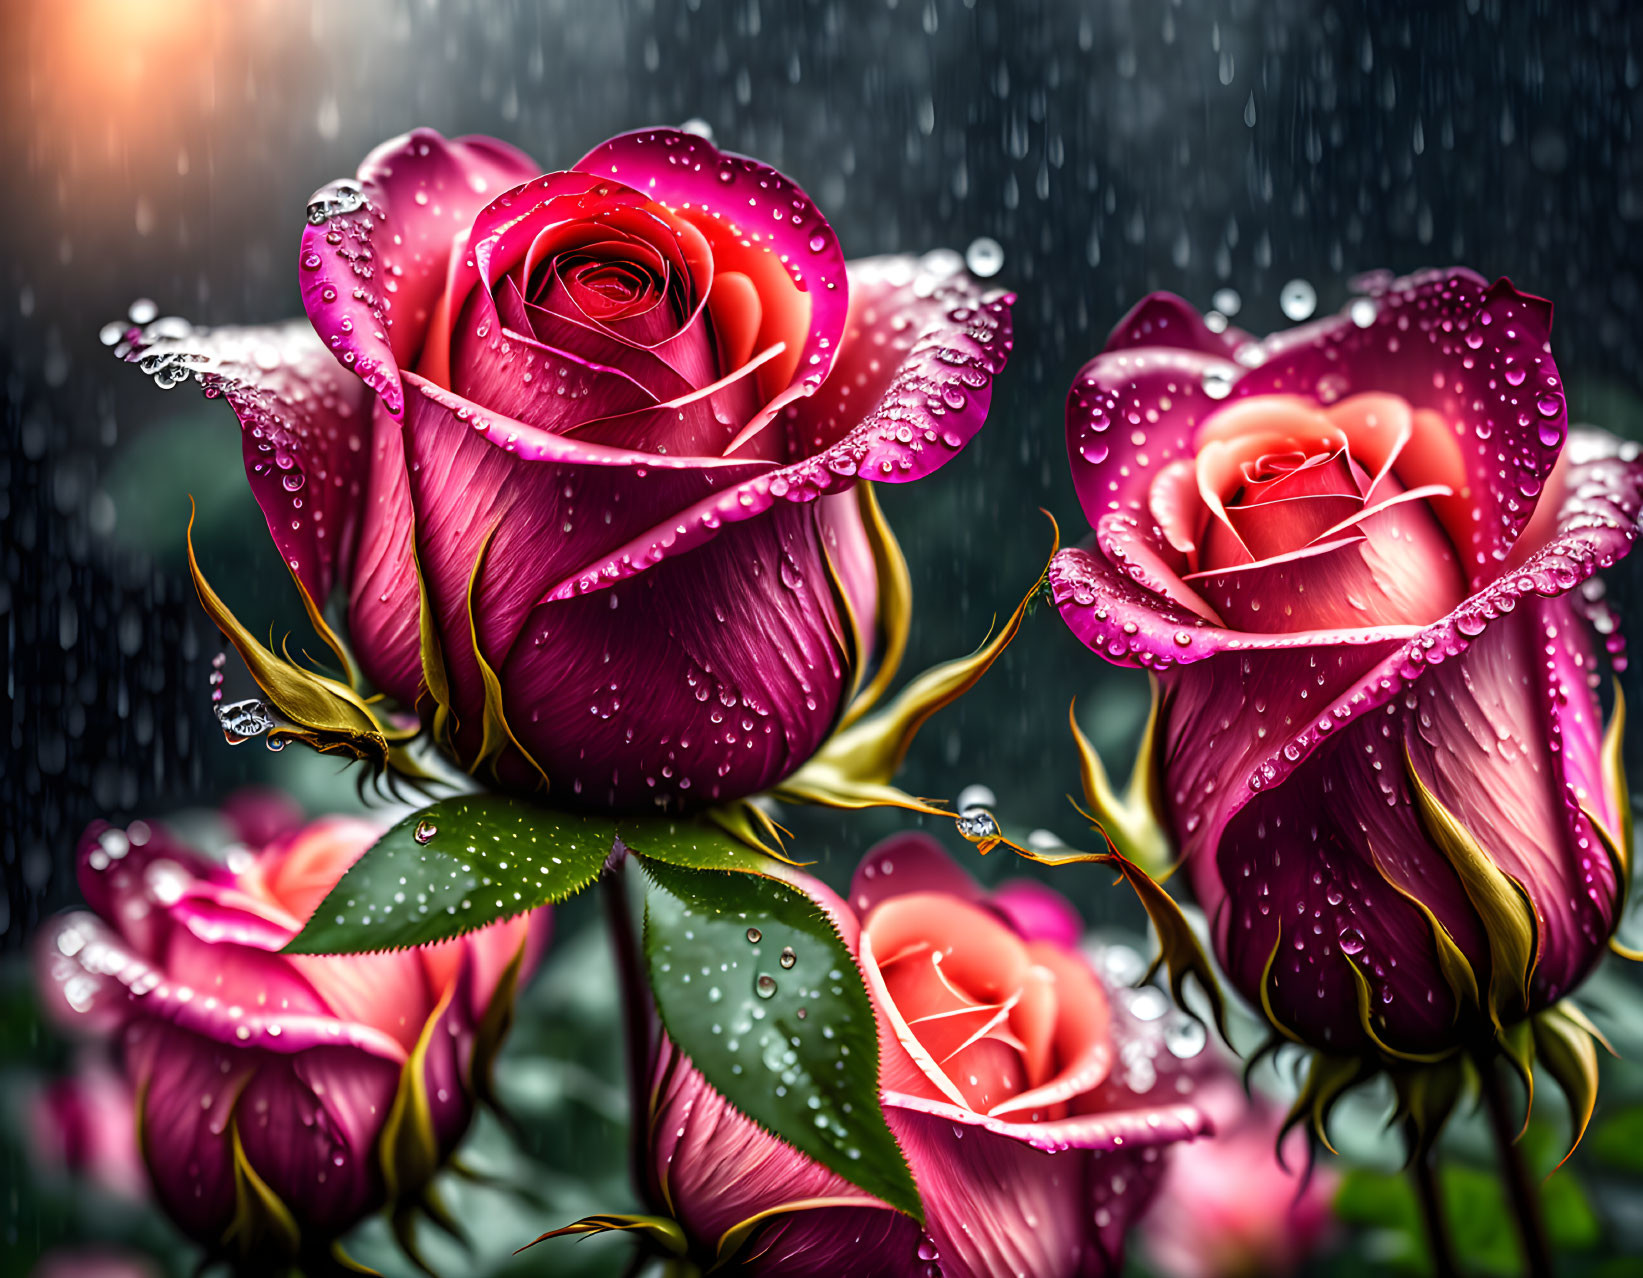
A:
[5,0,1643,1273]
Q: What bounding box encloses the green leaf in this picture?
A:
[619,815,790,875]
[284,796,614,954]
[639,859,922,1223]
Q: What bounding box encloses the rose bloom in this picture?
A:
[645,834,1210,1278]
[116,127,1012,811]
[1141,1079,1337,1278]
[35,811,547,1263]
[1049,269,1643,1057]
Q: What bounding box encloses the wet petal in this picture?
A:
[497,499,852,809]
[113,318,371,612]
[577,129,850,446]
[396,371,773,769]
[1234,270,1565,585]
[300,128,540,415]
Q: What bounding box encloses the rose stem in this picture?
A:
[1479,1056,1555,1278]
[600,843,656,1212]
[1408,1141,1461,1278]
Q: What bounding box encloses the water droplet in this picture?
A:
[215,698,273,743]
[1349,297,1378,328]
[956,807,1001,842]
[746,927,762,944]
[1279,278,1317,321]
[1164,1018,1207,1059]
[779,946,797,969]
[414,821,437,845]
[1211,287,1241,317]
[964,236,1004,278]
[755,974,778,999]
[1201,364,1236,399]
[1338,926,1366,955]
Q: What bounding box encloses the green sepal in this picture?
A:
[775,515,1058,818]
[620,814,799,877]
[227,1118,302,1258]
[835,481,912,730]
[526,1212,689,1256]
[1065,690,1171,877]
[187,501,412,770]
[1405,750,1539,1031]
[1533,1002,1603,1172]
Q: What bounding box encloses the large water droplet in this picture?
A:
[964,236,1004,278]
[413,821,437,845]
[216,698,274,744]
[755,973,778,999]
[1279,278,1317,321]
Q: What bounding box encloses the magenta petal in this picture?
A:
[988,882,1084,949]
[497,499,853,809]
[576,128,850,440]
[1047,539,1420,670]
[1234,270,1564,584]
[1403,594,1620,1004]
[847,833,984,918]
[125,1021,245,1240]
[236,1046,401,1236]
[1194,762,1489,1055]
[114,319,371,609]
[1223,429,1643,813]
[1065,333,1241,538]
[1066,271,1566,591]
[649,1042,907,1266]
[884,1100,1186,1278]
[545,254,1014,602]
[397,372,772,743]
[777,254,1014,482]
[344,398,423,705]
[1102,290,1249,358]
[300,129,540,415]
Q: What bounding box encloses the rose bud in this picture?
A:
[605,834,1211,1277]
[34,812,548,1268]
[1141,1079,1337,1278]
[113,128,1013,812]
[1049,270,1643,1070]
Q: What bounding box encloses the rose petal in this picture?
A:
[882,1103,1100,1278]
[648,1041,901,1259]
[1233,270,1564,585]
[397,371,772,750]
[1224,429,1643,820]
[544,254,1014,602]
[496,499,852,808]
[576,129,850,446]
[344,397,423,706]
[1402,593,1620,1005]
[1067,273,1564,592]
[113,319,371,611]
[848,832,985,918]
[237,1045,402,1236]
[300,128,540,415]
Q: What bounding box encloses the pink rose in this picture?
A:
[643,835,1210,1277]
[115,127,1013,811]
[1141,1080,1337,1278]
[1049,270,1643,1057]
[35,812,547,1264]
